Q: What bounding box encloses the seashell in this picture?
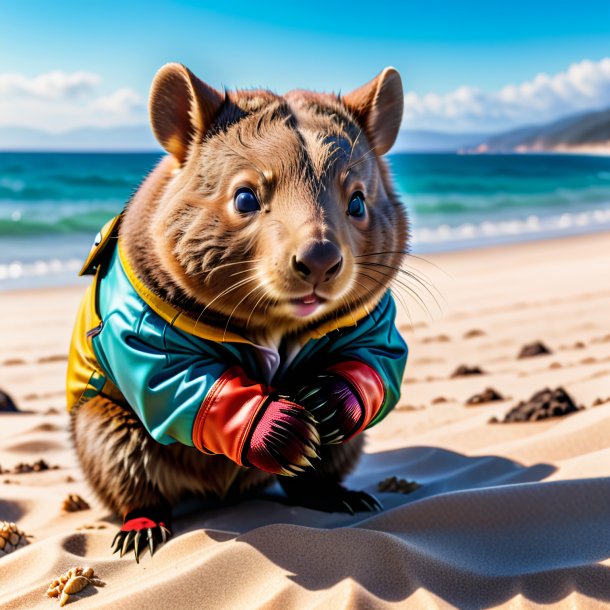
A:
[61,494,91,513]
[46,566,104,605]
[0,521,30,557]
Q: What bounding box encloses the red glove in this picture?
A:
[294,375,364,444]
[293,361,386,444]
[192,367,319,476]
[246,399,320,476]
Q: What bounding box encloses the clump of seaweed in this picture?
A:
[0,521,30,557]
[377,476,421,494]
[46,566,104,606]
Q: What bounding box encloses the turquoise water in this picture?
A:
[1,152,610,289]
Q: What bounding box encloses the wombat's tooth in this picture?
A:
[160,526,170,543]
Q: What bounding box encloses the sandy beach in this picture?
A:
[1,230,609,609]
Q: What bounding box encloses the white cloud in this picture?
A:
[0,70,100,99]
[90,88,145,115]
[405,58,610,132]
[0,71,146,131]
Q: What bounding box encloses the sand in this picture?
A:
[0,231,609,609]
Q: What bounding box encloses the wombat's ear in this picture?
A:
[342,67,404,156]
[149,63,225,164]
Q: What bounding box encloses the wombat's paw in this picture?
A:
[111,507,172,563]
[280,476,383,514]
[246,399,321,476]
[295,375,364,444]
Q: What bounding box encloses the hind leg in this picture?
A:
[278,434,382,514]
[70,395,272,560]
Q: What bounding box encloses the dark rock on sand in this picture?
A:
[377,476,421,494]
[592,397,610,407]
[518,341,552,358]
[490,387,582,423]
[466,387,505,405]
[12,459,59,474]
[0,390,19,413]
[463,329,486,339]
[451,365,485,377]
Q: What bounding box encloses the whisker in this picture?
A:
[357,261,445,310]
[355,270,414,326]
[246,286,274,329]
[357,268,434,322]
[223,283,265,341]
[193,276,258,328]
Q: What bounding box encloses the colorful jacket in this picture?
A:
[66,216,408,466]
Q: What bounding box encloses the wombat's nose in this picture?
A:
[291,240,343,285]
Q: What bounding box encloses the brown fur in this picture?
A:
[72,64,406,520]
[71,395,363,512]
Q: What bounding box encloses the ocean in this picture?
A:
[1,151,610,290]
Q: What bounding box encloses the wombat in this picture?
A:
[66,63,409,561]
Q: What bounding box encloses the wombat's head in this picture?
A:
[144,63,408,334]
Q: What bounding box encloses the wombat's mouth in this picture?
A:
[288,293,328,317]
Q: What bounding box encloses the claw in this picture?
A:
[147,528,155,557]
[317,410,338,424]
[341,500,355,516]
[111,531,122,552]
[361,499,374,512]
[120,529,135,557]
[369,494,384,511]
[112,534,123,555]
[133,530,142,563]
[321,428,341,442]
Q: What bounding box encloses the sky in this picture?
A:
[1,0,609,135]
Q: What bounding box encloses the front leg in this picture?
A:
[277,434,383,514]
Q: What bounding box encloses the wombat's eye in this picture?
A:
[234,188,261,213]
[347,191,366,218]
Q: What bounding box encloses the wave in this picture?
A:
[0,258,82,281]
[0,208,119,236]
[412,206,610,245]
[403,186,610,215]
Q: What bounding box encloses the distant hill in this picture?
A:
[470,107,610,154]
[392,129,489,152]
[0,125,161,152]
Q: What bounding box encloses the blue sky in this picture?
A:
[1,0,609,133]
